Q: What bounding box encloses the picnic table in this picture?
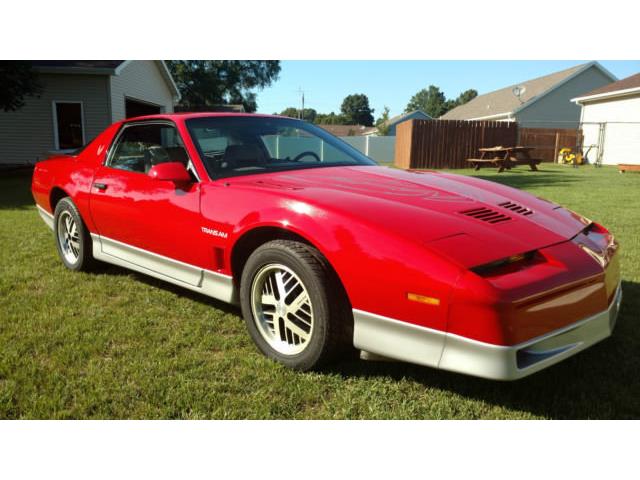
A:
[467,146,542,173]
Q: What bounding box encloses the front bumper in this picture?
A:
[438,282,622,380]
[353,282,622,381]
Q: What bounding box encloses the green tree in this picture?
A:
[455,89,478,106]
[279,107,317,122]
[406,86,479,117]
[405,85,447,118]
[443,99,458,113]
[0,61,42,112]
[340,94,374,126]
[166,61,280,113]
[375,106,391,135]
[315,112,348,125]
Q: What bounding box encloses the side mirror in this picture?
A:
[148,162,191,183]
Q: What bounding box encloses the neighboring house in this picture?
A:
[381,110,431,136]
[441,62,616,128]
[573,73,640,166]
[317,124,378,137]
[0,60,180,166]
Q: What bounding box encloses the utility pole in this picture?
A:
[297,87,305,120]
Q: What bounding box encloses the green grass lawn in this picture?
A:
[1,164,639,419]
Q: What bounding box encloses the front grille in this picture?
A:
[459,207,511,224]
[499,201,534,216]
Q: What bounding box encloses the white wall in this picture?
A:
[0,73,110,165]
[110,61,175,121]
[580,95,640,165]
[581,95,640,123]
[340,136,396,164]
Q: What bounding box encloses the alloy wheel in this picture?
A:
[250,263,314,355]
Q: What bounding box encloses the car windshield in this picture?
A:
[186,116,377,179]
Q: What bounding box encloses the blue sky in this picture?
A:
[255,60,640,118]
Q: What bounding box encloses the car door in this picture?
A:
[89,121,208,286]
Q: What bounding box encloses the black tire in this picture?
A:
[240,239,353,371]
[53,197,98,271]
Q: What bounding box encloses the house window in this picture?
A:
[53,102,84,150]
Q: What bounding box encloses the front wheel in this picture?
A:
[240,240,352,370]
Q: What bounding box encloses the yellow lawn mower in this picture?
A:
[557,145,596,167]
[558,147,584,165]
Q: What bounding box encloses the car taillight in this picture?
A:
[470,251,542,277]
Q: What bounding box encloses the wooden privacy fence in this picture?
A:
[518,128,582,162]
[395,119,518,169]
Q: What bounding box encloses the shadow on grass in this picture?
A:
[94,260,639,418]
[326,280,640,419]
[97,263,241,318]
[0,172,35,210]
[471,169,579,190]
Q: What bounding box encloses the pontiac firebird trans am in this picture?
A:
[31,113,622,380]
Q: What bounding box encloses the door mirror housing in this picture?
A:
[148,162,192,183]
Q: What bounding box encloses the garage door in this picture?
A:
[125,98,162,119]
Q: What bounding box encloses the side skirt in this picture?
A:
[91,234,236,304]
[37,205,54,230]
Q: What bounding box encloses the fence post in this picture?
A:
[553,132,560,163]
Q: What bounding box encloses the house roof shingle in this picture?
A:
[576,72,640,99]
[31,60,125,70]
[441,62,602,120]
[386,109,431,126]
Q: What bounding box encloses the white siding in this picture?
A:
[0,73,110,165]
[580,95,640,165]
[110,61,175,121]
[581,95,640,123]
[516,66,614,129]
[581,122,603,163]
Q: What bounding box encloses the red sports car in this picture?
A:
[31,113,622,380]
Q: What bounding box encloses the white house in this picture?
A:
[573,73,640,166]
[0,60,180,166]
[441,62,616,129]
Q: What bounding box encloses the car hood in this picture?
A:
[229,166,589,268]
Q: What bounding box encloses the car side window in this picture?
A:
[109,123,191,174]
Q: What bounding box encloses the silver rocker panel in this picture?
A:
[91,234,236,304]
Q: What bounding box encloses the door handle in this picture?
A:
[93,182,108,191]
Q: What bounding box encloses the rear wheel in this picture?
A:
[53,197,97,271]
[240,239,352,370]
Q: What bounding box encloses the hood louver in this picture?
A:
[499,201,534,216]
[459,207,511,224]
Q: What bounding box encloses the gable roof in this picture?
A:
[31,60,125,74]
[31,60,180,100]
[573,72,640,103]
[441,62,616,120]
[386,109,431,126]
